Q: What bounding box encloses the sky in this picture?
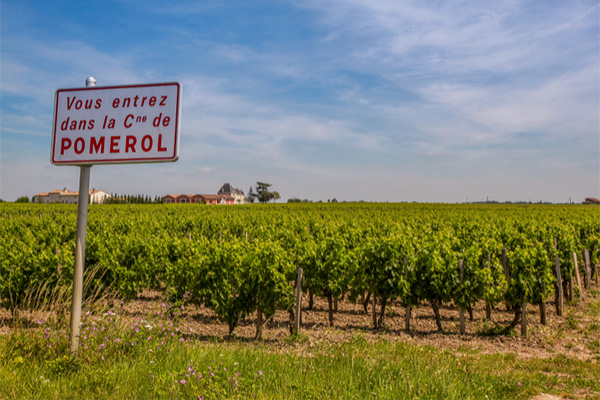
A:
[1,0,599,203]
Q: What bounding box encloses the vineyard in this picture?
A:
[1,202,599,339]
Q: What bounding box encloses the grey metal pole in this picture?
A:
[69,76,95,356]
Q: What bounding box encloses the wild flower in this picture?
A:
[181,379,186,385]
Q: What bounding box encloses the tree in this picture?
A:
[15,196,30,203]
[251,182,279,204]
[255,182,272,203]
[272,191,280,203]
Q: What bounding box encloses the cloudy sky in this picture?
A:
[1,0,598,203]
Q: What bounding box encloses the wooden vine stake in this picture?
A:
[584,249,592,289]
[555,256,563,316]
[255,308,263,340]
[458,259,466,335]
[294,268,303,334]
[573,252,582,297]
[539,279,547,325]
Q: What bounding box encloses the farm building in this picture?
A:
[583,197,600,205]
[217,183,246,204]
[33,188,112,204]
[164,183,243,205]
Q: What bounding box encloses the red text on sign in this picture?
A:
[61,135,168,155]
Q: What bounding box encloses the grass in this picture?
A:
[2,304,599,400]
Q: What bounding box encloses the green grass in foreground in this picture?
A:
[1,306,599,400]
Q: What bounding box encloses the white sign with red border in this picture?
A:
[51,82,182,165]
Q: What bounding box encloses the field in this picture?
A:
[1,203,599,399]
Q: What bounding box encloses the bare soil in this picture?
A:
[118,288,600,362]
[2,287,598,363]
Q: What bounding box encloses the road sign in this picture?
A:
[52,82,181,165]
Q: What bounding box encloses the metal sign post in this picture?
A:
[69,76,95,355]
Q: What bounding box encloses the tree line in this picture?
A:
[104,194,163,204]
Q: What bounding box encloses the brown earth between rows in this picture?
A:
[2,286,599,362]
[120,287,600,362]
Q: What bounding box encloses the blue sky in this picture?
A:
[1,0,598,202]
